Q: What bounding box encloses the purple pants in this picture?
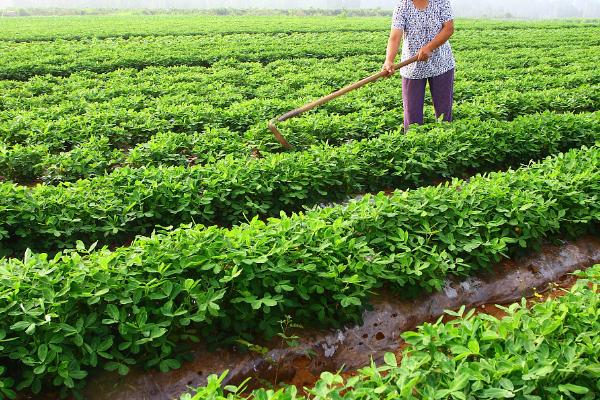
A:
[402,68,455,131]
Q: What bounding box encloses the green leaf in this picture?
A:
[558,384,589,395]
[33,365,46,375]
[522,365,554,380]
[481,330,501,341]
[106,304,120,321]
[159,358,181,372]
[450,373,470,392]
[118,364,129,376]
[25,323,36,335]
[37,344,48,362]
[261,298,277,307]
[480,388,515,398]
[384,352,397,367]
[10,321,32,331]
[70,370,88,380]
[468,339,480,354]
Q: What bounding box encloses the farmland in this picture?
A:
[0,14,599,400]
[182,265,600,400]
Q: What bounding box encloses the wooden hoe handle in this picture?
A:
[268,56,419,149]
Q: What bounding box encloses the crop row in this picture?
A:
[0,48,597,182]
[0,16,389,43]
[1,28,598,80]
[1,145,599,395]
[1,77,598,181]
[182,266,600,400]
[280,86,600,148]
[0,128,251,184]
[2,16,596,42]
[1,111,599,254]
[2,83,599,185]
[4,55,598,116]
[2,53,597,125]
[3,73,598,152]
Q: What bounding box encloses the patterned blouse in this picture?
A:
[391,0,455,79]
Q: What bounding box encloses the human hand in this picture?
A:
[382,61,395,76]
[417,45,434,61]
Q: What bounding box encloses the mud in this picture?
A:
[81,236,600,400]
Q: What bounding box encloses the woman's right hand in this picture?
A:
[382,61,395,76]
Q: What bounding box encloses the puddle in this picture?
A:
[75,236,600,400]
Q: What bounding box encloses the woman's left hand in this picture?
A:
[417,45,434,61]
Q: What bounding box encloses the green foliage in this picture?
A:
[181,265,600,399]
[0,15,392,42]
[0,365,16,400]
[125,128,252,169]
[1,111,599,254]
[0,146,599,394]
[1,22,598,185]
[1,25,599,81]
[41,136,122,184]
[0,16,596,42]
[0,142,45,182]
[2,16,600,399]
[2,55,598,185]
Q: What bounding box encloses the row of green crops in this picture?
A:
[1,27,599,80]
[1,70,599,185]
[1,145,599,396]
[0,16,390,43]
[3,54,598,115]
[2,16,596,42]
[1,53,598,155]
[4,67,597,136]
[2,86,599,185]
[1,111,599,254]
[1,47,595,115]
[181,265,600,400]
[3,80,598,153]
[0,128,251,184]
[2,23,598,187]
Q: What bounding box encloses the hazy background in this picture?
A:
[2,0,600,18]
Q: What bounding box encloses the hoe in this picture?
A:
[268,56,418,149]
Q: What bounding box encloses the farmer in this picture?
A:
[382,0,455,131]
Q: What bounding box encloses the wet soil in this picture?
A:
[291,274,585,395]
[75,235,600,400]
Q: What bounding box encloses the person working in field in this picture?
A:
[382,0,455,131]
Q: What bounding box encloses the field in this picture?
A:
[0,14,599,400]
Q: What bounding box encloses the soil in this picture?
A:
[261,257,586,396]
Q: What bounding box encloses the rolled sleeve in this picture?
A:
[391,4,406,30]
[440,0,454,23]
